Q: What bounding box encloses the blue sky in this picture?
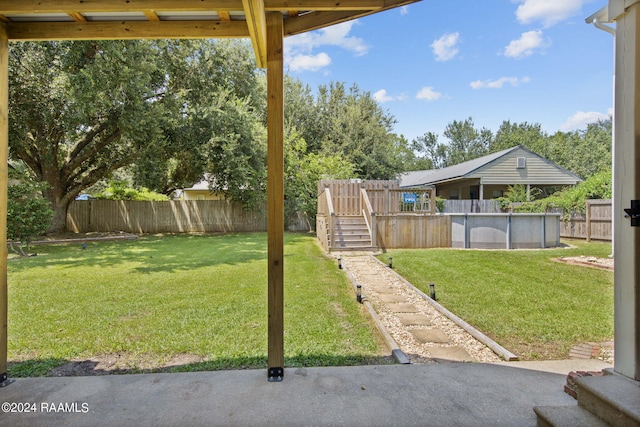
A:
[283,0,614,143]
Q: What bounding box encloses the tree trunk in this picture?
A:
[48,199,69,234]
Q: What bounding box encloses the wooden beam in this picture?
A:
[7,20,249,40]
[0,0,389,14]
[284,0,420,36]
[266,10,284,381]
[264,0,384,10]
[0,21,8,385]
[218,11,231,21]
[0,0,242,13]
[242,0,267,68]
[67,12,87,22]
[284,10,363,36]
[0,15,8,23]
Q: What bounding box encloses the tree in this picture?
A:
[9,39,263,232]
[317,83,406,179]
[442,117,492,166]
[284,128,354,227]
[491,121,547,155]
[132,40,265,198]
[411,131,447,170]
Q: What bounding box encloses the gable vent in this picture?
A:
[516,157,526,169]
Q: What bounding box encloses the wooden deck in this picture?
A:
[317,180,449,251]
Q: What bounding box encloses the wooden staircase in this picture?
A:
[534,370,640,427]
[331,215,376,251]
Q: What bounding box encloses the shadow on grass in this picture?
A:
[8,352,394,378]
[8,233,264,274]
[8,233,312,274]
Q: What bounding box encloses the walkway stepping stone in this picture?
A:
[427,346,473,362]
[388,303,420,313]
[397,313,432,326]
[378,294,406,303]
[410,328,450,344]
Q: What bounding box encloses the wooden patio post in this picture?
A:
[266,11,284,381]
[612,0,640,380]
[0,22,8,385]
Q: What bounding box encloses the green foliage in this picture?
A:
[7,176,53,256]
[9,39,263,231]
[284,129,355,226]
[95,180,169,201]
[286,81,409,180]
[511,170,612,215]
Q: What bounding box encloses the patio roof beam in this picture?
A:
[0,0,386,14]
[243,0,267,68]
[6,20,250,40]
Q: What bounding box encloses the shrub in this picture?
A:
[8,180,53,256]
[94,180,169,201]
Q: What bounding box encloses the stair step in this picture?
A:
[576,373,640,427]
[335,234,370,240]
[336,239,371,246]
[533,405,609,427]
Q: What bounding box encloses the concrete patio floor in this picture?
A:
[0,359,610,426]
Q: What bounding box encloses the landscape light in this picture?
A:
[356,284,362,303]
[338,256,342,269]
[429,283,436,300]
[388,256,393,269]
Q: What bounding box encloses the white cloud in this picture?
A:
[416,87,443,101]
[560,110,612,131]
[374,89,395,103]
[400,6,410,15]
[285,21,368,72]
[514,0,585,27]
[470,76,531,89]
[431,32,460,62]
[504,30,547,59]
[288,53,331,72]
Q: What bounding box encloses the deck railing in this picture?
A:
[361,188,376,247]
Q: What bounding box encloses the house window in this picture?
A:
[197,195,205,200]
[492,190,504,198]
[449,189,459,200]
[516,157,526,169]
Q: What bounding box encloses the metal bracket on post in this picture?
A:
[0,372,12,387]
[623,200,640,226]
[268,367,284,382]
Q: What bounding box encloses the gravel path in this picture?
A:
[338,253,502,364]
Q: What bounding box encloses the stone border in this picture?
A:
[340,264,410,365]
[370,255,519,362]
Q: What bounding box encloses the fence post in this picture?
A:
[586,200,592,242]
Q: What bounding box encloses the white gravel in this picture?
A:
[339,254,502,364]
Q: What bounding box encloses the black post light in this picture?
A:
[356,284,362,303]
[338,256,342,269]
[388,256,393,269]
[429,283,436,300]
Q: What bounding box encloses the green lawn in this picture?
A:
[377,240,614,360]
[8,233,386,376]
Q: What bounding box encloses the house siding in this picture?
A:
[467,147,581,185]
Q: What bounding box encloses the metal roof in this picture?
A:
[399,145,583,188]
[400,147,521,188]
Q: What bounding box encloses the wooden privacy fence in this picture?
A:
[67,200,310,234]
[556,199,612,242]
